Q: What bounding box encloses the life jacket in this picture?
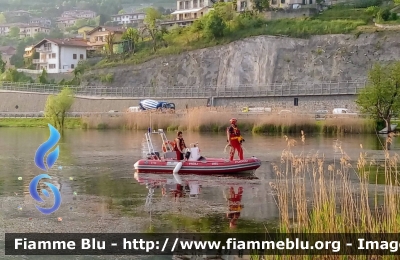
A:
[227,125,242,141]
[174,137,186,151]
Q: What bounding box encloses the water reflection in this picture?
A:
[134,172,270,232]
[1,128,400,235]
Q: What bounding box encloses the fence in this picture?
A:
[0,80,368,98]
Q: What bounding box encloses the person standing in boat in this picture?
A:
[227,118,244,161]
[174,131,187,161]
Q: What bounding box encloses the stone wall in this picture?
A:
[81,32,400,89]
[264,7,319,21]
[0,91,356,113]
[0,92,209,112]
[214,95,357,112]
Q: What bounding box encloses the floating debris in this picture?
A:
[18,177,22,180]
[73,191,77,196]
[58,166,63,170]
[57,217,62,222]
[69,177,74,181]
[17,206,22,210]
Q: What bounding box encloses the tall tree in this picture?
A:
[9,27,20,38]
[44,87,74,132]
[105,31,115,56]
[122,27,139,52]
[355,62,400,133]
[0,13,6,23]
[203,11,226,39]
[142,7,161,52]
[0,53,6,74]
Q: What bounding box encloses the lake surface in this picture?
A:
[0,128,398,259]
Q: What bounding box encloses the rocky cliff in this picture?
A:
[82,32,400,88]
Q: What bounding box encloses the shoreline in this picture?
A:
[0,115,379,134]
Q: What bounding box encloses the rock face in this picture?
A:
[82,32,400,88]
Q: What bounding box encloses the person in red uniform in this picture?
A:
[226,118,244,161]
[225,186,244,229]
[174,131,187,160]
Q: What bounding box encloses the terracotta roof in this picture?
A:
[86,26,125,35]
[33,38,89,48]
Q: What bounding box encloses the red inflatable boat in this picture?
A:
[133,129,261,175]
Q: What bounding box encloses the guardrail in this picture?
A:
[0,111,369,119]
[0,80,368,98]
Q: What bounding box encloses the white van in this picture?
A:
[332,108,357,116]
[127,106,141,112]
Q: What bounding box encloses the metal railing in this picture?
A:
[0,80,368,98]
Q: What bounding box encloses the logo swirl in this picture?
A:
[29,124,62,215]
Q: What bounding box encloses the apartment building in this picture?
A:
[61,9,97,19]
[85,26,125,50]
[19,24,50,38]
[169,0,212,26]
[29,17,51,28]
[111,12,146,25]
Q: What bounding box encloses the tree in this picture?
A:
[38,68,48,84]
[252,0,270,12]
[191,19,204,40]
[0,53,6,74]
[44,87,74,132]
[355,62,400,133]
[122,27,139,52]
[203,11,226,39]
[142,7,162,52]
[9,27,20,38]
[0,13,6,23]
[105,31,115,56]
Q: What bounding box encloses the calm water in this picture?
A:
[0,128,398,259]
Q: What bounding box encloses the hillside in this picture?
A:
[81,31,400,88]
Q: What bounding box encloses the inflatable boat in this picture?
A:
[133,129,261,175]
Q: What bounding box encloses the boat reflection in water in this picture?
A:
[134,171,260,229]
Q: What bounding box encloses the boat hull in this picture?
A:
[134,157,261,175]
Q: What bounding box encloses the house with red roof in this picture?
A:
[32,38,89,73]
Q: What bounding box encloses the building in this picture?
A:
[169,0,212,27]
[19,24,50,38]
[85,26,125,50]
[24,45,35,58]
[61,9,97,19]
[236,0,253,11]
[5,10,31,17]
[270,0,315,9]
[32,38,89,73]
[111,12,146,25]
[29,17,51,28]
[77,26,96,39]
[0,23,28,36]
[0,46,16,69]
[56,16,79,29]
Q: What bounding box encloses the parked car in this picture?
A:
[315,110,329,120]
[332,108,357,117]
[278,109,292,115]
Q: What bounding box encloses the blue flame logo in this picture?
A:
[29,124,62,215]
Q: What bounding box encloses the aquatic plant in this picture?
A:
[264,131,400,259]
[81,106,377,134]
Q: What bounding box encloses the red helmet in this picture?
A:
[230,118,237,124]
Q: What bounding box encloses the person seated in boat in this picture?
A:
[174,131,187,161]
[224,186,244,229]
[227,118,244,161]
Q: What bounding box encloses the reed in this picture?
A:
[264,131,400,259]
[81,107,377,134]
